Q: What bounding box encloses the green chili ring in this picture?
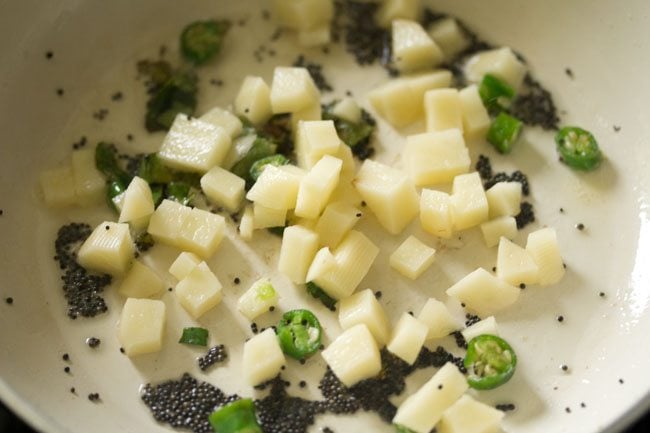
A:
[464,334,517,390]
[555,126,603,171]
[276,309,322,360]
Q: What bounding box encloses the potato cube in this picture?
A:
[290,102,322,132]
[147,199,191,246]
[313,230,379,299]
[376,0,420,28]
[168,252,201,281]
[461,316,499,343]
[272,0,334,31]
[199,106,243,138]
[175,262,223,318]
[278,225,320,284]
[295,120,341,169]
[480,216,517,248]
[234,76,273,125]
[71,149,105,206]
[77,222,134,276]
[387,313,428,365]
[428,18,470,61]
[201,166,245,212]
[526,228,564,285]
[119,176,155,230]
[298,25,331,47]
[450,172,488,231]
[392,19,443,72]
[321,324,381,387]
[393,363,469,433]
[438,394,505,433]
[118,261,164,298]
[295,155,342,219]
[315,202,361,249]
[243,328,286,386]
[270,67,320,114]
[158,114,231,173]
[338,289,390,346]
[331,97,361,124]
[464,47,527,92]
[354,159,419,234]
[459,85,491,140]
[497,236,540,286]
[390,235,436,280]
[253,203,287,229]
[39,165,76,207]
[424,88,463,133]
[176,208,226,258]
[417,298,460,340]
[118,298,166,356]
[239,205,255,240]
[306,246,337,282]
[420,189,453,239]
[446,268,520,316]
[246,164,303,210]
[486,182,522,218]
[238,278,279,321]
[403,129,470,186]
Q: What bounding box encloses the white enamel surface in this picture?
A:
[0,1,649,433]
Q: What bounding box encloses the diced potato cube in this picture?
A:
[393,363,469,433]
[315,202,361,249]
[438,394,505,433]
[201,166,245,212]
[291,102,322,132]
[376,0,420,28]
[331,97,361,124]
[118,298,166,356]
[392,19,443,72]
[497,236,540,286]
[313,230,379,299]
[338,289,390,346]
[239,205,255,240]
[321,324,381,387]
[417,298,460,340]
[428,18,470,61]
[39,165,77,207]
[354,159,419,234]
[480,216,517,248]
[71,149,105,206]
[176,208,226,258]
[298,25,331,46]
[158,114,231,173]
[295,120,341,169]
[403,129,470,186]
[238,278,279,321]
[169,252,201,281]
[526,228,564,285]
[464,47,527,92]
[147,199,192,246]
[175,262,223,318]
[450,172,488,231]
[272,0,334,31]
[253,203,287,229]
[118,261,164,298]
[246,165,302,210]
[461,316,499,343]
[420,189,453,238]
[77,222,134,276]
[234,76,273,125]
[306,246,337,282]
[424,88,463,133]
[278,225,320,284]
[486,182,522,218]
[295,155,343,219]
[270,67,320,114]
[387,313,428,365]
[446,268,520,316]
[119,176,155,230]
[199,106,243,138]
[390,235,436,280]
[459,85,491,140]
[243,328,286,386]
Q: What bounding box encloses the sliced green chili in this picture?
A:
[276,309,322,360]
[323,102,376,153]
[479,74,515,112]
[137,154,174,184]
[487,112,523,154]
[230,136,277,187]
[394,424,418,433]
[179,327,209,346]
[305,282,337,311]
[464,334,517,390]
[181,20,230,65]
[208,398,262,433]
[165,181,193,206]
[555,126,602,171]
[249,154,290,182]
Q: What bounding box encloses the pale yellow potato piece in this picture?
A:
[270,67,320,114]
[424,88,463,133]
[199,106,243,138]
[438,394,505,433]
[201,166,246,212]
[168,252,201,281]
[376,0,420,28]
[417,298,461,340]
[118,298,166,357]
[461,316,499,343]
[272,0,334,31]
[175,262,222,319]
[158,114,231,173]
[239,205,255,240]
[253,203,287,229]
[464,47,527,92]
[354,159,419,235]
[387,312,428,365]
[295,155,343,219]
[446,268,520,316]
[338,289,390,346]
[77,222,134,276]
[243,328,286,386]
[392,19,443,72]
[486,181,522,218]
[40,165,76,207]
[390,235,436,280]
[306,246,337,283]
[118,261,165,298]
[298,25,331,46]
[71,148,105,206]
[526,227,565,285]
[450,172,488,231]
[295,120,341,169]
[176,208,226,258]
[428,18,470,61]
[290,102,322,132]
[497,236,540,285]
[420,189,453,239]
[234,76,273,125]
[147,199,192,247]
[119,176,155,230]
[278,225,320,284]
[237,278,279,321]
[321,324,381,387]
[403,129,470,186]
[246,164,303,210]
[459,85,491,140]
[480,216,517,248]
[331,97,361,123]
[315,201,361,249]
